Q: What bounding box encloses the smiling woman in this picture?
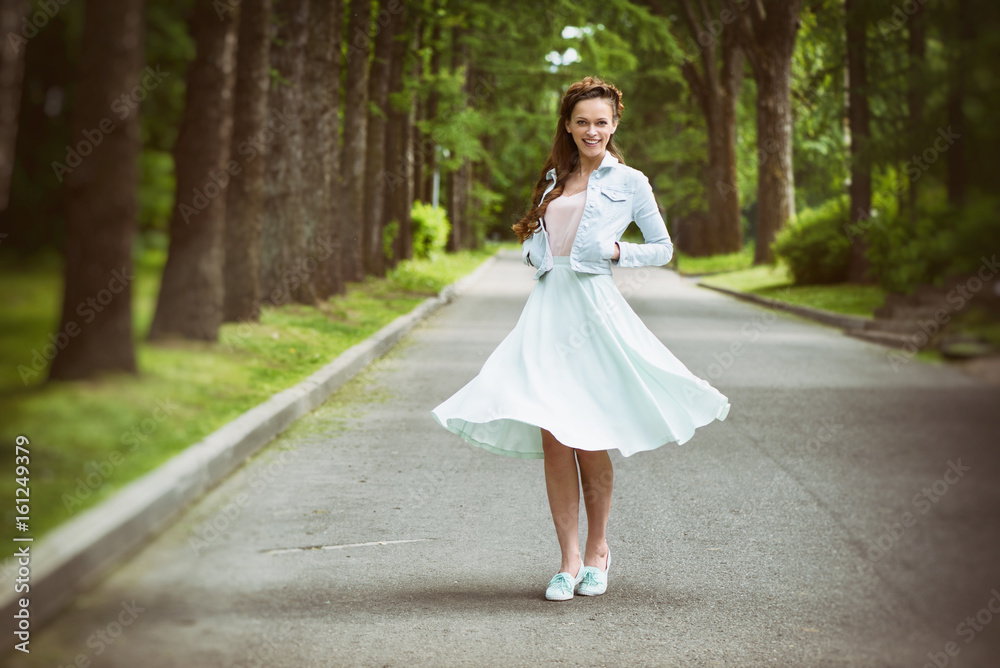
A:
[431,76,731,603]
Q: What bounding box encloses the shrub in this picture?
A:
[410,201,450,259]
[772,195,850,285]
[865,190,1000,293]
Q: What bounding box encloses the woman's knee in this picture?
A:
[541,428,574,457]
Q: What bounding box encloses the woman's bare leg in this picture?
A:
[577,449,613,569]
[541,428,582,575]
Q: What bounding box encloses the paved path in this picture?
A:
[11,250,1000,667]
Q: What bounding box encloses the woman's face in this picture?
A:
[565,97,617,162]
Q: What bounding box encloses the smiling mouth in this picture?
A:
[583,138,600,147]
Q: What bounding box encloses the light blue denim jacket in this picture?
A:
[522,151,673,280]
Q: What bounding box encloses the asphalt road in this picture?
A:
[10,250,1000,667]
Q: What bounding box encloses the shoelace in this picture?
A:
[548,573,574,593]
[580,570,601,587]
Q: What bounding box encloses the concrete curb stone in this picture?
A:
[0,251,500,637]
[696,280,872,330]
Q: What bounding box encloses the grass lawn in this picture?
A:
[0,243,510,544]
[699,264,887,317]
[674,243,755,276]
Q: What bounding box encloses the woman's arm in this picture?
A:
[614,175,673,268]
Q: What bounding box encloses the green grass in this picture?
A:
[674,242,755,276]
[0,243,505,544]
[699,263,887,317]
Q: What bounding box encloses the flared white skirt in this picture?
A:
[431,256,730,459]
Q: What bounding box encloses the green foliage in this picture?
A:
[700,264,886,317]
[0,245,497,542]
[382,219,399,261]
[410,201,450,259]
[866,189,1000,293]
[676,243,754,276]
[772,196,850,285]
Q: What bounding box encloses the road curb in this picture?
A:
[696,281,872,330]
[0,251,499,637]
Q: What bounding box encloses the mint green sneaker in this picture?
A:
[545,564,585,601]
[576,548,610,596]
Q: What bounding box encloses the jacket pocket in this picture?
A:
[600,187,629,202]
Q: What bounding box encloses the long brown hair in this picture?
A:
[512,77,626,242]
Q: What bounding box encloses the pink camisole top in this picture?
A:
[542,190,586,257]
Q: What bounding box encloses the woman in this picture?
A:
[431,77,730,601]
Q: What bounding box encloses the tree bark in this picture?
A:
[303,0,344,298]
[362,0,396,276]
[149,1,240,341]
[260,0,315,304]
[0,0,28,213]
[667,0,744,257]
[48,0,144,380]
[446,24,473,251]
[906,0,924,223]
[727,0,801,265]
[422,18,442,205]
[341,0,372,282]
[223,0,271,323]
[846,0,872,282]
[946,0,970,207]
[385,5,415,267]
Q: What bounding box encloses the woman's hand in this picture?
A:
[611,242,620,261]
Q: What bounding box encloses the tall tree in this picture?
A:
[946,0,970,206]
[48,0,144,379]
[303,0,344,298]
[260,0,314,304]
[388,8,418,264]
[845,0,871,282]
[362,0,396,276]
[445,23,470,251]
[149,1,240,341]
[662,0,744,256]
[421,16,442,205]
[727,0,802,264]
[906,0,925,222]
[0,0,28,213]
[341,0,372,282]
[224,0,272,323]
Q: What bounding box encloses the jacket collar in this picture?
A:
[546,150,622,181]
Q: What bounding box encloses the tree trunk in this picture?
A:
[728,0,801,265]
[48,0,144,380]
[303,0,344,299]
[0,0,28,213]
[223,0,271,323]
[422,18,442,205]
[260,0,315,304]
[946,0,970,207]
[410,21,424,211]
[671,0,744,257]
[149,1,240,341]
[362,0,396,276]
[846,0,872,282]
[341,0,372,282]
[386,6,415,267]
[446,24,472,251]
[906,0,924,224]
